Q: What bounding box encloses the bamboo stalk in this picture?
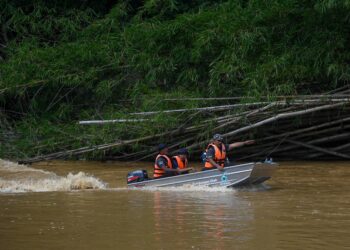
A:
[130,102,271,115]
[326,85,350,94]
[79,119,151,124]
[131,100,348,116]
[258,118,350,142]
[286,139,350,159]
[185,102,348,151]
[222,102,348,138]
[239,132,350,160]
[163,94,350,101]
[307,142,350,159]
[18,119,206,163]
[18,91,350,162]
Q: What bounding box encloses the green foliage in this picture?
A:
[0,0,110,47]
[1,0,350,159]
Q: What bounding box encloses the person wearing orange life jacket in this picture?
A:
[172,148,193,174]
[203,134,255,171]
[153,144,179,179]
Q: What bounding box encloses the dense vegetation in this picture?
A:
[1,0,350,160]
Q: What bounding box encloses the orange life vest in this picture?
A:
[204,143,226,169]
[172,156,188,169]
[154,154,173,178]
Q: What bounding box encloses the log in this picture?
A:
[286,139,350,159]
[18,90,350,162]
[307,142,350,159]
[130,102,272,115]
[19,130,177,164]
[239,132,350,160]
[186,102,349,151]
[258,118,350,143]
[19,118,206,164]
[131,100,348,116]
[222,102,348,138]
[163,94,350,101]
[79,119,150,124]
[326,85,350,94]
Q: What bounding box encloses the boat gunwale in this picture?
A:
[127,162,257,187]
[148,169,253,188]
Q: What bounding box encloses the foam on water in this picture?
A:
[0,159,106,193]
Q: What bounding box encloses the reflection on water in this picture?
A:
[0,160,350,250]
[150,190,254,249]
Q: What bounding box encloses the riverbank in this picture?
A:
[1,1,350,162]
[8,92,350,164]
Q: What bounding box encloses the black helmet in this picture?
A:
[158,143,168,151]
[178,148,189,156]
[213,134,224,142]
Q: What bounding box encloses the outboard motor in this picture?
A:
[127,170,149,184]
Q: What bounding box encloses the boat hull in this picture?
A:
[127,162,277,188]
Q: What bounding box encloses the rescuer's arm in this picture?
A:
[208,158,224,171]
[228,140,255,151]
[158,158,179,173]
[178,167,194,173]
[164,167,179,173]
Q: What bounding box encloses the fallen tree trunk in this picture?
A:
[79,119,151,124]
[285,139,350,159]
[238,132,350,160]
[19,90,350,163]
[186,102,348,151]
[307,142,350,159]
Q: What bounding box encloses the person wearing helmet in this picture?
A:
[203,134,255,171]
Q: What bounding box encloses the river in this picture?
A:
[0,160,349,250]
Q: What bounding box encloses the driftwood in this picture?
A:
[286,139,350,159]
[239,132,350,160]
[185,102,348,151]
[163,94,350,101]
[251,123,350,155]
[257,117,350,142]
[19,131,173,164]
[130,102,272,115]
[307,142,350,159]
[79,119,150,124]
[19,119,204,163]
[19,87,350,163]
[131,99,348,116]
[223,102,347,137]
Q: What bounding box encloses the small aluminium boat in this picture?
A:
[127,162,277,188]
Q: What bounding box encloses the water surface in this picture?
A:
[0,160,349,249]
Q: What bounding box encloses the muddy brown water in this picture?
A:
[0,160,349,250]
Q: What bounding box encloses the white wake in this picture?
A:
[0,159,106,193]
